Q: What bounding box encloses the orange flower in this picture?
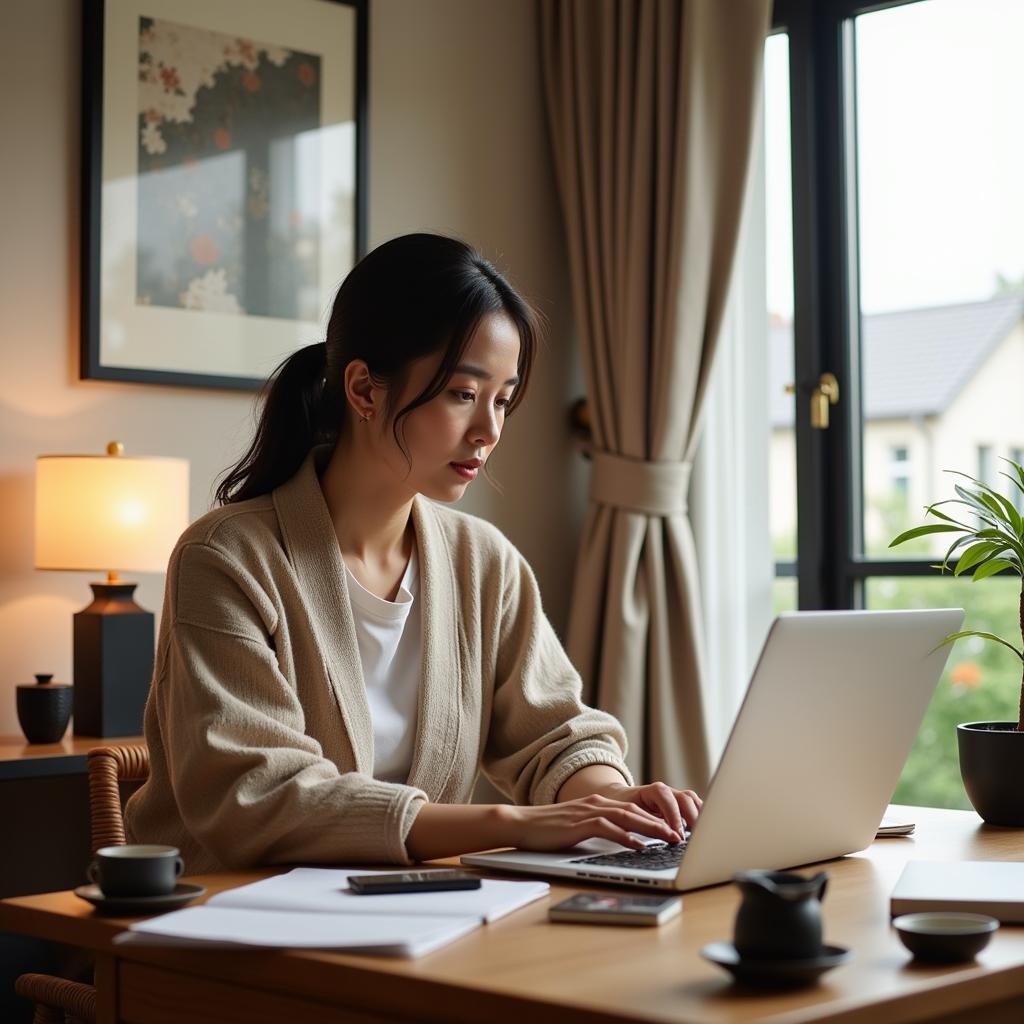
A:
[190,235,219,266]
[243,72,261,93]
[949,661,982,689]
[214,127,232,150]
[159,66,180,92]
[298,62,316,87]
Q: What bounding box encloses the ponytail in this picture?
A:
[215,342,336,505]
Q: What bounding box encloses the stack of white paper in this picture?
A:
[114,867,549,958]
[115,906,480,957]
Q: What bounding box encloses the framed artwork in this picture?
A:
[81,0,367,389]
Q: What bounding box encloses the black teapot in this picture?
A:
[733,870,829,960]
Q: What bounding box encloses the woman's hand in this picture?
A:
[595,781,703,835]
[500,794,683,852]
[405,797,681,861]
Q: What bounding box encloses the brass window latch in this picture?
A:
[785,372,840,430]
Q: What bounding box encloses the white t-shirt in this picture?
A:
[343,549,422,783]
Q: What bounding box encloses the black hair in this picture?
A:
[215,233,540,505]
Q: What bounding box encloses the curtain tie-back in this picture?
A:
[590,451,692,516]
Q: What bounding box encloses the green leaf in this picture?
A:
[924,505,969,528]
[938,497,1000,523]
[997,473,1024,531]
[971,558,1018,581]
[937,630,1024,663]
[953,542,1001,575]
[972,531,1024,567]
[950,474,1023,536]
[973,528,1016,545]
[1000,457,1024,497]
[889,524,963,548]
[953,485,1005,528]
[939,533,976,573]
[982,486,1022,535]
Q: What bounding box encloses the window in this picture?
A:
[889,445,910,505]
[765,0,1024,808]
[977,445,994,488]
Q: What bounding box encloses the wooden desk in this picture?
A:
[3,806,1023,1024]
[0,734,142,781]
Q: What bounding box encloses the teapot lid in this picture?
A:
[734,869,829,898]
[17,673,71,689]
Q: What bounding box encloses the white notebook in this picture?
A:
[115,867,549,957]
[207,866,549,923]
[115,906,479,957]
[891,860,1024,922]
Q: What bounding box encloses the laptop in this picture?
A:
[463,608,963,891]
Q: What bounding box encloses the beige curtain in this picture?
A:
[539,0,771,789]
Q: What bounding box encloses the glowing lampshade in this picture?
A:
[35,443,189,576]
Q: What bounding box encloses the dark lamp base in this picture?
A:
[73,581,154,737]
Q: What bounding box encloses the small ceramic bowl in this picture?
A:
[893,912,998,963]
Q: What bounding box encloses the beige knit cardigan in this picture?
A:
[125,448,632,871]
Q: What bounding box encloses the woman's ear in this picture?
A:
[343,360,381,422]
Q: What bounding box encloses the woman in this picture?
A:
[126,233,701,871]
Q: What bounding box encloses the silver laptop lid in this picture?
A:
[674,608,963,890]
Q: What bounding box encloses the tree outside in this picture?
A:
[867,575,1021,809]
[768,494,1021,809]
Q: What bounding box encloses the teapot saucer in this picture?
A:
[701,941,852,987]
[73,882,206,916]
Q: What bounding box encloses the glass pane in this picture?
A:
[765,32,798,570]
[866,576,1022,809]
[773,577,798,615]
[854,1,1024,558]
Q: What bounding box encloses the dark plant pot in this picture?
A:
[957,722,1024,827]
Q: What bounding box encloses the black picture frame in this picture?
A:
[81,0,368,390]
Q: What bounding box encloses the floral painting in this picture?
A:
[83,0,361,389]
[135,17,322,322]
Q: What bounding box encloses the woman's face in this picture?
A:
[370,312,522,502]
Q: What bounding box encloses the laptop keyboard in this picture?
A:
[568,840,688,871]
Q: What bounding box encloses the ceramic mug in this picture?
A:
[87,845,184,898]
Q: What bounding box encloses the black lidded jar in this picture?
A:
[16,674,73,744]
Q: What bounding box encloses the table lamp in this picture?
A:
[35,441,189,736]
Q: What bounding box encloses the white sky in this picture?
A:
[766,0,1024,318]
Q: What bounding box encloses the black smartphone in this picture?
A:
[347,870,482,895]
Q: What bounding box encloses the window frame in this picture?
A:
[769,0,1006,606]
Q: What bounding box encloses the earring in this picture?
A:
[361,411,373,423]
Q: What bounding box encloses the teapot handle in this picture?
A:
[813,872,829,902]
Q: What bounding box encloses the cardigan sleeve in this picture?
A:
[481,544,633,805]
[154,541,426,868]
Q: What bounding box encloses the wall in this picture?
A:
[0,0,583,737]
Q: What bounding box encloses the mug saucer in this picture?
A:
[73,882,206,915]
[701,941,852,987]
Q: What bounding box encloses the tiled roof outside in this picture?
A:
[769,294,1024,428]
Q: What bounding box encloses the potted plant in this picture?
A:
[890,458,1024,826]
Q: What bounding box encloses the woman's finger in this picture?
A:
[607,807,680,843]
[590,794,666,827]
[674,789,701,827]
[641,783,685,833]
[574,817,645,849]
